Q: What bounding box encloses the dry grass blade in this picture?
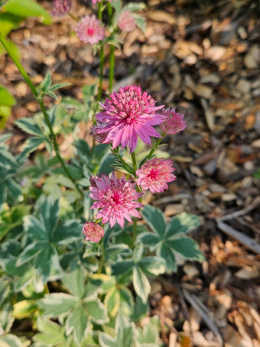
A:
[182,288,223,347]
[217,222,260,254]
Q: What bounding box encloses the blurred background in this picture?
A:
[0,0,260,346]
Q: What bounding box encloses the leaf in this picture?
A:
[111,259,135,276]
[159,243,177,272]
[38,197,59,239]
[13,300,37,319]
[123,2,146,12]
[39,293,79,316]
[168,237,205,261]
[23,215,47,241]
[139,256,165,276]
[133,14,146,33]
[15,118,43,136]
[66,305,88,344]
[165,212,202,238]
[85,300,108,324]
[0,334,24,347]
[133,266,150,303]
[105,243,131,261]
[63,267,85,299]
[40,70,52,90]
[132,243,144,263]
[142,205,166,237]
[35,245,58,282]
[4,0,51,24]
[17,242,45,266]
[33,316,66,345]
[0,84,15,106]
[131,296,148,322]
[138,232,159,248]
[104,288,120,317]
[52,220,82,245]
[18,137,45,159]
[0,132,12,143]
[98,153,118,175]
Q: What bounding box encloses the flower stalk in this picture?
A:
[0,33,83,197]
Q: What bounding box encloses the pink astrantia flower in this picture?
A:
[118,11,136,32]
[76,15,105,44]
[90,122,108,143]
[136,158,176,193]
[51,0,72,16]
[83,222,104,243]
[89,172,143,228]
[160,108,186,135]
[95,85,166,153]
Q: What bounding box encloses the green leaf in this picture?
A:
[63,268,85,299]
[4,0,51,24]
[104,288,120,317]
[13,300,37,319]
[133,14,146,33]
[133,266,150,303]
[165,212,202,238]
[23,215,47,241]
[66,305,88,344]
[18,137,45,159]
[40,70,52,90]
[123,2,146,12]
[0,132,12,143]
[0,84,16,106]
[142,205,166,237]
[0,1,10,10]
[35,245,59,282]
[17,242,45,266]
[39,293,78,316]
[33,316,66,345]
[105,243,131,261]
[52,220,82,245]
[98,153,118,175]
[0,334,24,347]
[139,256,165,276]
[132,243,144,263]
[138,232,159,248]
[49,83,71,91]
[15,118,43,136]
[168,237,205,261]
[85,300,108,324]
[39,197,59,239]
[159,243,176,272]
[111,259,135,276]
[131,296,148,322]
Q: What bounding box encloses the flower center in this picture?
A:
[87,27,94,36]
[148,168,158,180]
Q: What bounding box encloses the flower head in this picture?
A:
[51,0,71,16]
[159,108,186,135]
[90,122,108,143]
[76,15,105,44]
[83,222,104,243]
[95,85,166,153]
[89,172,143,228]
[118,11,136,32]
[136,158,176,193]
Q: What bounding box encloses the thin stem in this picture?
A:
[97,241,105,274]
[0,33,83,197]
[146,132,166,160]
[131,152,137,171]
[68,13,78,22]
[109,45,115,94]
[131,218,137,249]
[97,45,104,102]
[98,0,103,20]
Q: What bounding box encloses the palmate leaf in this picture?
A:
[33,316,67,345]
[16,197,82,282]
[0,334,25,347]
[66,305,88,344]
[38,293,79,316]
[140,206,204,272]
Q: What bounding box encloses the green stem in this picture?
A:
[97,241,105,274]
[68,13,78,21]
[131,152,137,171]
[131,218,137,249]
[97,45,104,102]
[0,33,83,197]
[146,132,166,160]
[98,0,103,20]
[109,45,115,94]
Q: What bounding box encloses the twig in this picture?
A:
[182,288,223,347]
[216,196,260,222]
[217,221,260,254]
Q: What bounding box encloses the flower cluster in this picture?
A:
[51,0,71,16]
[76,15,105,45]
[83,85,186,242]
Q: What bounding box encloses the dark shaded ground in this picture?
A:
[1,0,260,346]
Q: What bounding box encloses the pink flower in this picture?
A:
[118,11,136,32]
[51,0,71,16]
[90,122,108,143]
[95,85,166,153]
[159,108,186,135]
[136,158,176,193]
[76,15,105,44]
[89,172,143,228]
[83,222,104,243]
